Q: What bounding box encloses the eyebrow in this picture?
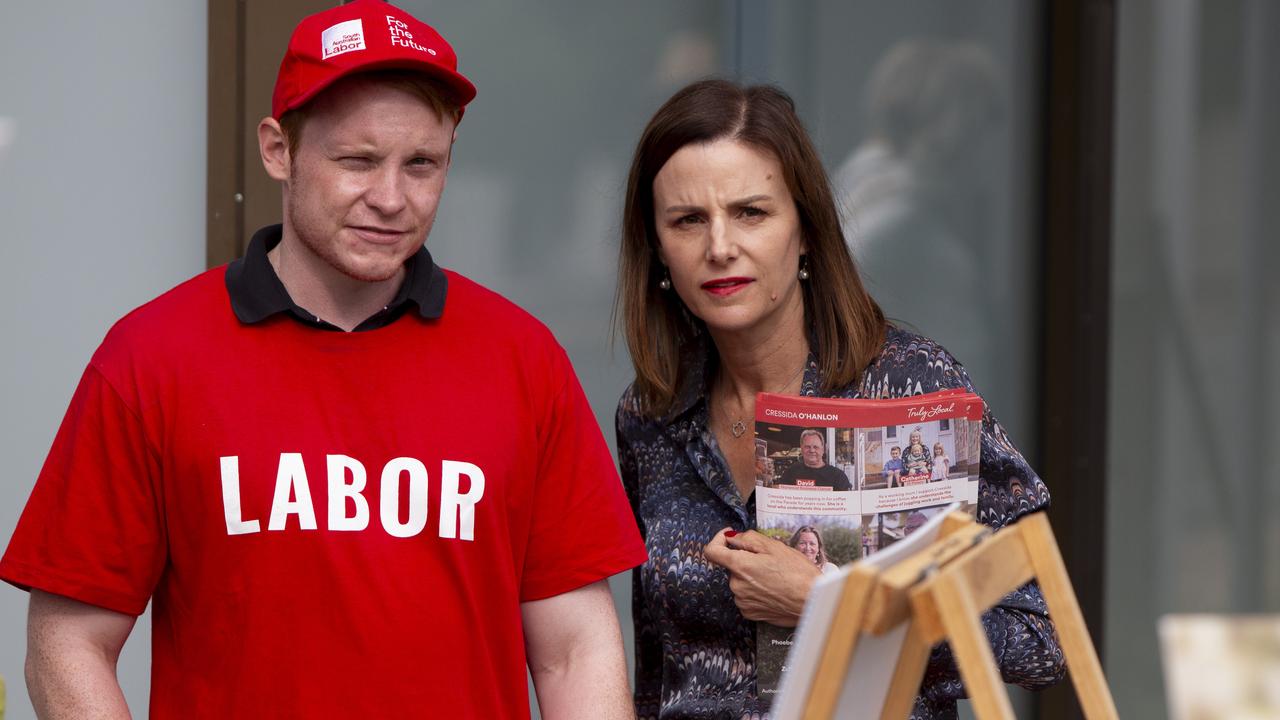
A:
[662,194,773,214]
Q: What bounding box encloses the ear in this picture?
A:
[258,117,291,182]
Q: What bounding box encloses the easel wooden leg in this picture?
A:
[804,567,877,719]
[929,572,1015,719]
[792,511,1118,720]
[1019,513,1119,720]
[879,621,932,720]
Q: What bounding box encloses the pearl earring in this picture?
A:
[798,258,810,281]
[659,274,672,290]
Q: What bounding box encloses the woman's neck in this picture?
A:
[708,302,810,410]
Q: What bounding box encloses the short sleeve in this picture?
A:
[519,354,647,602]
[0,363,167,615]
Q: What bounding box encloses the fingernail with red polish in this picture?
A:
[725,530,738,538]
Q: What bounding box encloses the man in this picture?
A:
[777,429,852,491]
[0,2,645,717]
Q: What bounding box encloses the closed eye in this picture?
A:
[336,156,375,170]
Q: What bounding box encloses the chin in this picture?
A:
[696,309,766,335]
[337,261,403,283]
[330,245,415,283]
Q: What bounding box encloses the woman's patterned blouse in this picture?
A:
[615,326,1066,720]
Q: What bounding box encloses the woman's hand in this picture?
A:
[702,528,821,627]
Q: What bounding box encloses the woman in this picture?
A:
[614,79,1064,719]
[787,525,839,574]
[903,428,932,481]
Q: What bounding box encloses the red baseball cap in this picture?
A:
[271,0,477,120]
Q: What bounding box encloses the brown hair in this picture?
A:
[278,70,463,159]
[615,79,884,417]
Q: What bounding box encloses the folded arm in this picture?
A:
[26,589,136,720]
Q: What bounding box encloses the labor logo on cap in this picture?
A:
[321,19,366,60]
[272,0,476,119]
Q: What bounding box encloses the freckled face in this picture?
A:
[652,140,806,336]
[283,80,455,283]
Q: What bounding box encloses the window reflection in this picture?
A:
[836,38,1005,380]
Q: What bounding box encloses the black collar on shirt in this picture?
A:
[224,224,448,331]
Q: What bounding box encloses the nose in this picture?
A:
[364,165,407,216]
[704,216,738,264]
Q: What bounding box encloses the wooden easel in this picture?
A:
[801,511,1118,719]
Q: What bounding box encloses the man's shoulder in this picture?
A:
[821,464,852,489]
[435,270,576,387]
[440,269,557,344]
[821,464,848,479]
[95,266,232,364]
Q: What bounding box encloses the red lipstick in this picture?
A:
[701,277,753,297]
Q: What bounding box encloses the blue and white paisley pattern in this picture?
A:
[617,326,1065,720]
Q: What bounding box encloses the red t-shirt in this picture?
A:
[1,267,646,718]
